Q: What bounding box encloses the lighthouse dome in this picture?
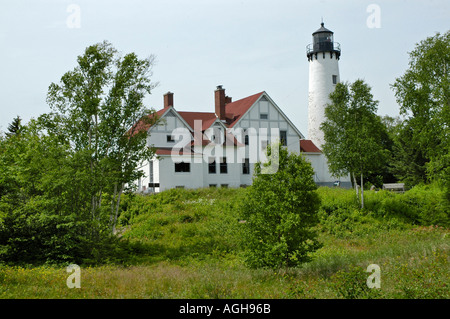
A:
[313,22,333,35]
[307,22,340,60]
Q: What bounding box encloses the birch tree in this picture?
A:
[45,41,158,233]
[321,80,388,208]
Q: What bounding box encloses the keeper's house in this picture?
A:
[134,86,341,193]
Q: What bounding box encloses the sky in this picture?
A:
[0,0,449,136]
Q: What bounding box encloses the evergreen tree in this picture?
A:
[5,116,22,138]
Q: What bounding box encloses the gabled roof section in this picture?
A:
[225,91,305,139]
[300,139,322,153]
[128,106,170,136]
[262,93,305,139]
[147,106,194,132]
[224,92,265,128]
[132,90,305,141]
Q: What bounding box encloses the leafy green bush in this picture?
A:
[317,183,449,236]
[0,126,135,266]
[239,145,322,269]
[364,184,449,226]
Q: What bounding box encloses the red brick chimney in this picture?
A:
[215,85,226,120]
[164,91,174,108]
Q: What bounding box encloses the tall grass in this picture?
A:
[118,187,245,264]
[1,185,448,299]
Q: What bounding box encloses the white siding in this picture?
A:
[147,109,192,149]
[234,97,301,154]
[308,54,340,150]
[157,155,204,191]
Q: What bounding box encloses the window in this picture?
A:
[280,130,287,146]
[332,75,338,85]
[244,134,249,146]
[221,184,228,188]
[167,135,175,143]
[220,157,228,174]
[209,184,217,188]
[208,157,216,174]
[149,161,154,183]
[174,162,190,173]
[260,113,268,120]
[242,158,250,175]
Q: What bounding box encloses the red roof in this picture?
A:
[133,91,264,135]
[178,111,217,131]
[225,92,265,127]
[177,92,264,130]
[300,139,321,153]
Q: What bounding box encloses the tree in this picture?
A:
[45,40,158,234]
[371,115,400,185]
[0,120,94,263]
[321,79,389,208]
[0,41,159,264]
[239,144,322,269]
[389,121,429,186]
[5,116,22,138]
[390,31,449,186]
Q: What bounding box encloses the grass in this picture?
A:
[1,186,449,299]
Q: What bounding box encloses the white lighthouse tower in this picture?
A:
[306,22,341,150]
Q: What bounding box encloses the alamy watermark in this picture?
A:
[66,4,81,29]
[366,264,381,289]
[66,264,81,288]
[366,4,381,29]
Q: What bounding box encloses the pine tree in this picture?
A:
[5,116,22,138]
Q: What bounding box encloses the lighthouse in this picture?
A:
[306,22,341,149]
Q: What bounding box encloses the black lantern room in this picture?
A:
[307,22,341,61]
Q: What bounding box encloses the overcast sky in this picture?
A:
[0,0,449,135]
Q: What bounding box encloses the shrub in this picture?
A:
[239,145,322,269]
[364,184,449,227]
[317,183,449,233]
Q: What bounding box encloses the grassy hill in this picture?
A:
[1,185,448,298]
